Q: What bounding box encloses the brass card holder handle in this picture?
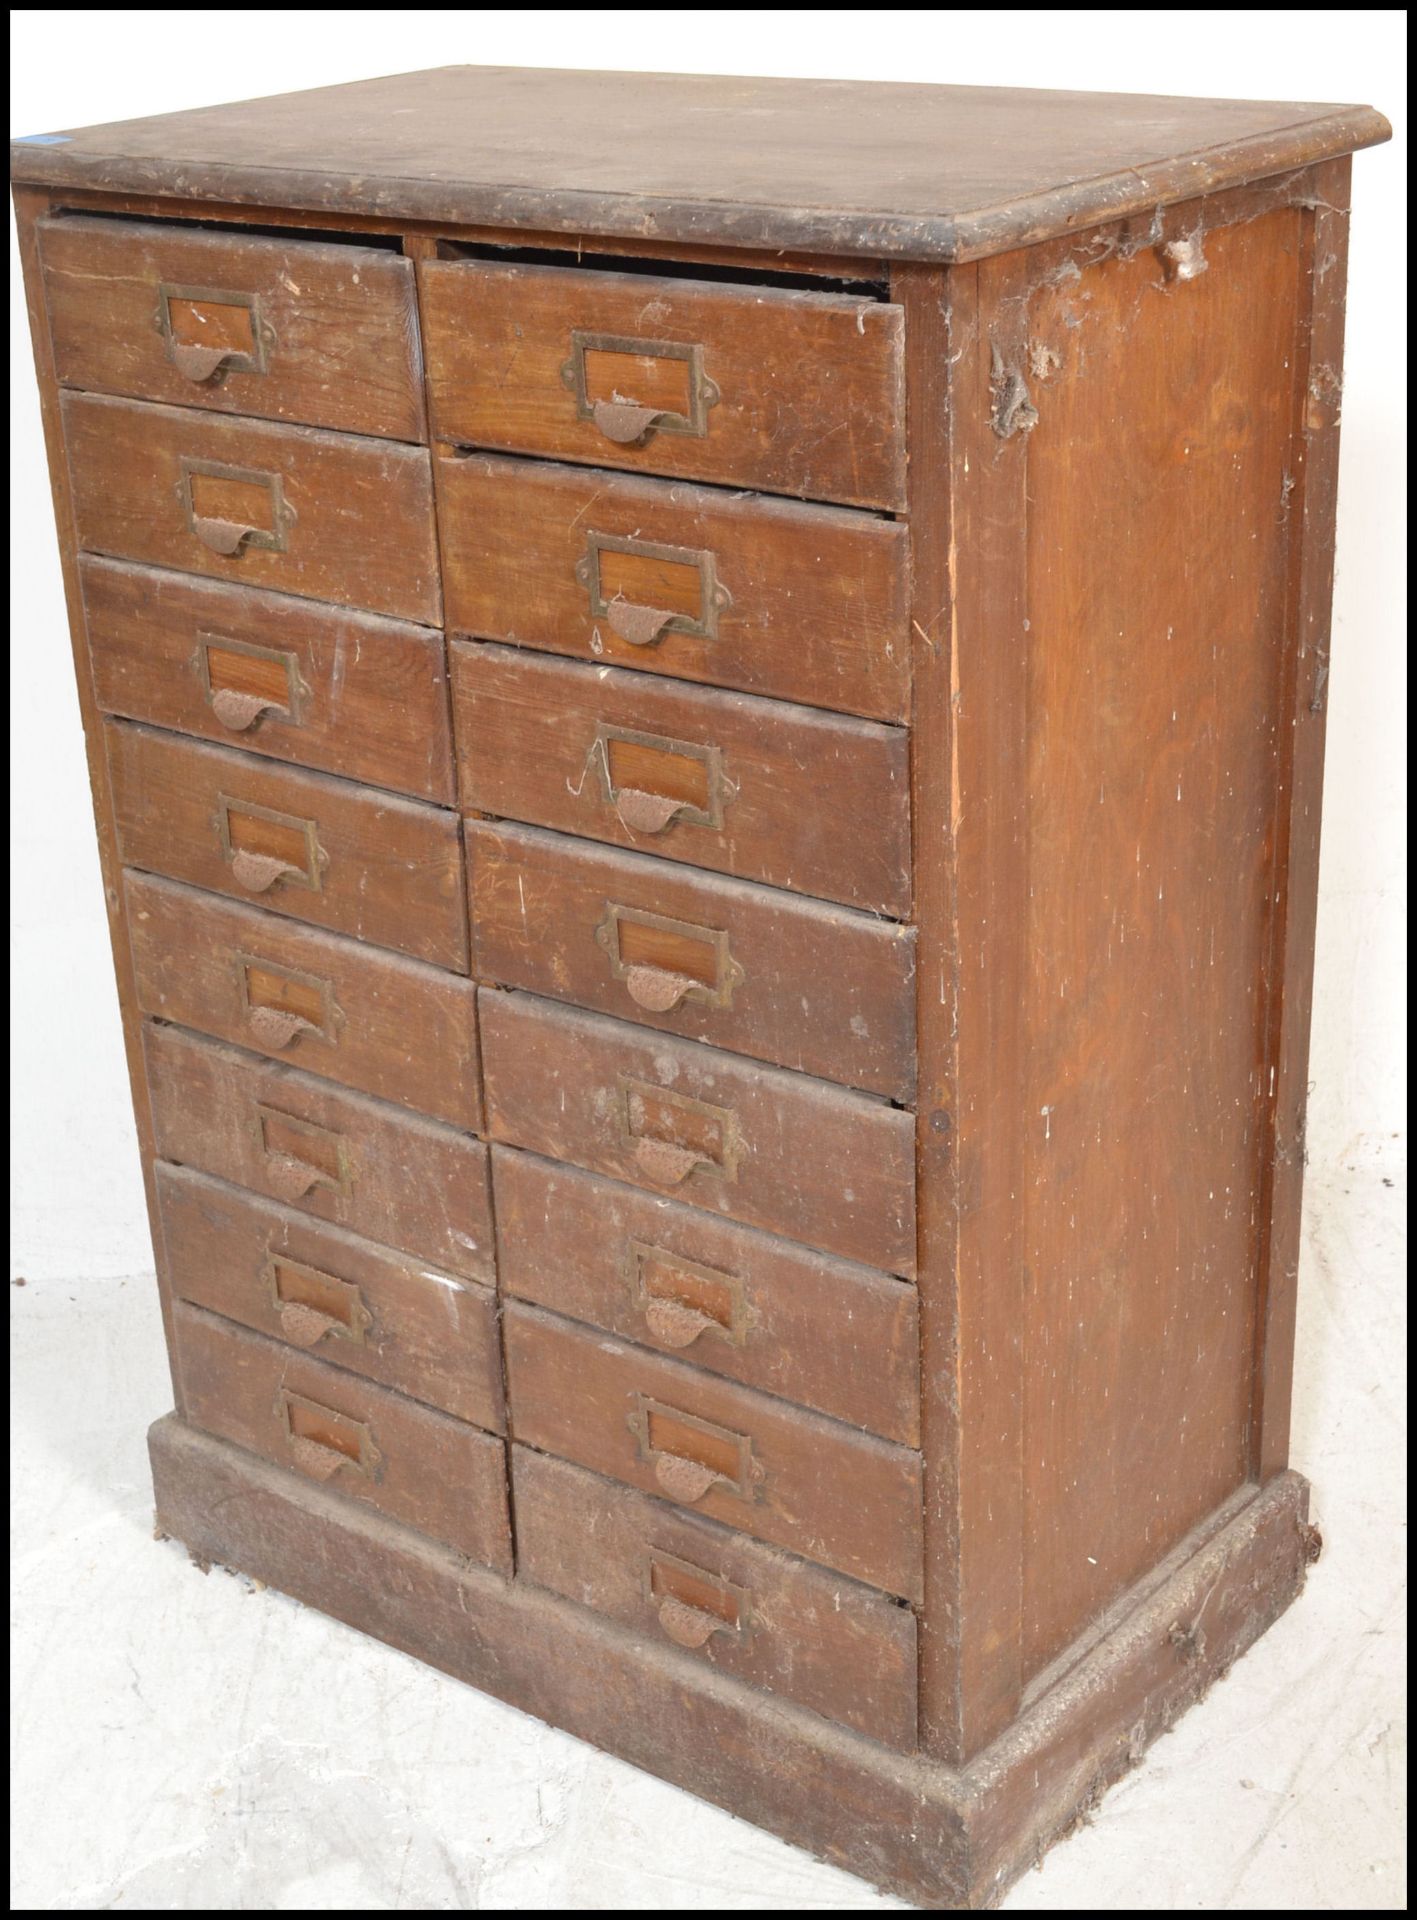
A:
[560,330,720,447]
[596,903,744,1014]
[178,457,295,558]
[197,633,306,736]
[277,1388,381,1483]
[155,280,275,385]
[624,1238,756,1352]
[645,1550,751,1651]
[617,1076,742,1189]
[591,726,727,840]
[264,1254,374,1350]
[628,1394,763,1507]
[234,951,341,1054]
[216,796,327,897]
[576,533,730,651]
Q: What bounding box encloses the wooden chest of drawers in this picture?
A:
[12,67,1389,1908]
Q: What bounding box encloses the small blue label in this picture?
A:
[14,134,73,146]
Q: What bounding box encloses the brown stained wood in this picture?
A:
[158,1164,503,1429]
[38,215,426,440]
[144,1023,493,1283]
[513,1446,917,1751]
[452,644,911,914]
[175,1304,511,1567]
[152,1416,1315,1909]
[11,67,1388,264]
[469,821,916,1101]
[421,262,904,509]
[999,210,1310,1682]
[1252,161,1352,1481]
[82,559,454,802]
[480,991,915,1277]
[126,873,480,1129]
[60,392,441,624]
[505,1303,922,1601]
[437,456,910,721]
[107,722,467,971]
[492,1148,919,1445]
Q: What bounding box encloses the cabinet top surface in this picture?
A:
[9,65,1389,264]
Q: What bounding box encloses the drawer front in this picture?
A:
[108,723,467,972]
[62,392,440,624]
[514,1448,916,1751]
[505,1304,922,1601]
[453,644,910,914]
[419,260,905,510]
[177,1302,512,1569]
[470,821,915,1101]
[493,1149,919,1446]
[145,1024,494,1284]
[481,991,915,1278]
[437,455,909,722]
[159,1164,503,1430]
[39,216,426,441]
[127,873,480,1129]
[83,558,454,803]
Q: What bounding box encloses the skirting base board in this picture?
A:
[149,1415,1313,1909]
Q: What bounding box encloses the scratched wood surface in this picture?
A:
[158,1164,503,1429]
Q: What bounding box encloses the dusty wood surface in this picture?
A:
[159,1164,503,1429]
[514,1445,919,1752]
[150,1416,1312,1909]
[10,66,1388,263]
[144,1024,494,1284]
[493,1147,920,1444]
[126,873,481,1128]
[452,643,911,913]
[468,819,916,1099]
[108,722,467,971]
[83,558,455,802]
[437,454,910,720]
[39,214,425,440]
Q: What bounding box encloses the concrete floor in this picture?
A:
[10,1165,1406,1911]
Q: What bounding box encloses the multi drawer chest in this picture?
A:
[12,68,1389,1908]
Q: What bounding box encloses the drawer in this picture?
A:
[108,723,467,971]
[39,216,425,440]
[145,1024,494,1284]
[61,391,440,624]
[83,558,454,803]
[470,821,915,1101]
[437,454,909,723]
[176,1302,512,1569]
[453,644,910,914]
[127,873,480,1128]
[493,1149,919,1446]
[481,992,915,1278]
[514,1448,916,1751]
[159,1164,503,1430]
[419,259,905,510]
[505,1304,922,1601]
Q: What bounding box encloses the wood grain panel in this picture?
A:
[39,215,425,439]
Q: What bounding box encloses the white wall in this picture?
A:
[9,11,1406,1281]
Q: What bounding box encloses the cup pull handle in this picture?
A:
[210,688,284,733]
[656,1596,727,1650]
[643,1296,719,1350]
[654,1453,722,1503]
[286,1432,347,1480]
[591,398,667,446]
[632,1137,702,1187]
[230,849,302,894]
[191,513,262,557]
[168,341,240,384]
[263,1152,324,1202]
[613,788,686,835]
[623,964,698,1014]
[277,1301,347,1350]
[246,1005,320,1051]
[605,600,675,647]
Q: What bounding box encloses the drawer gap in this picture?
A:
[435,238,887,300]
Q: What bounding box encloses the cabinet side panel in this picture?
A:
[1005,207,1310,1677]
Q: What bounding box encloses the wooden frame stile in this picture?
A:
[1252,156,1353,1483]
[13,184,186,1408]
